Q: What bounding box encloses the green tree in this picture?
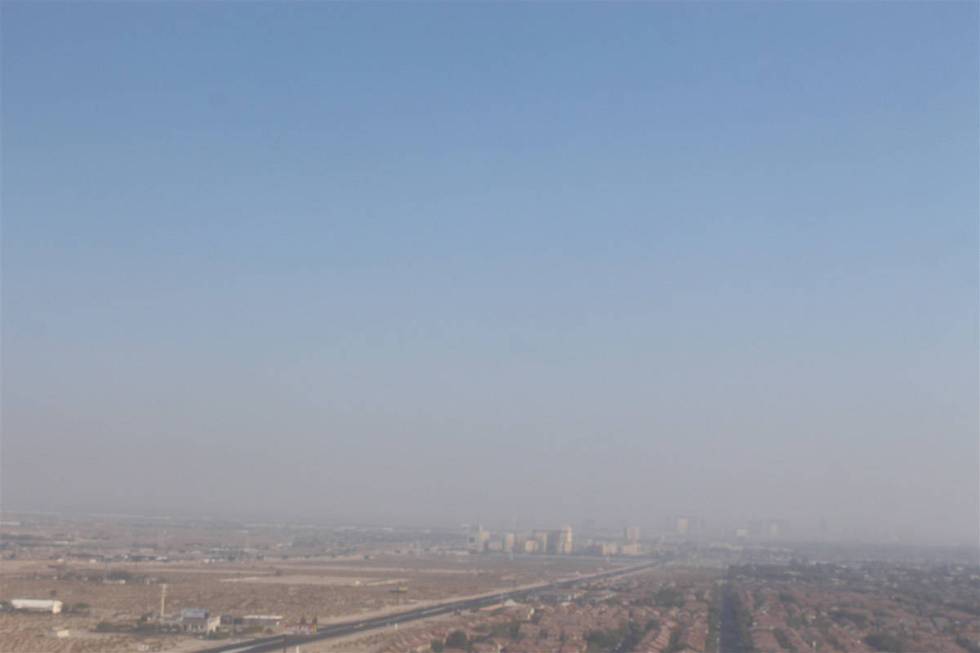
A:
[446,630,468,649]
[654,587,685,608]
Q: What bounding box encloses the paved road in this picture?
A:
[718,583,749,653]
[198,561,656,653]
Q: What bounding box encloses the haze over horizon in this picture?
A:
[2,3,977,547]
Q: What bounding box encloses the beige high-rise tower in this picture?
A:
[558,525,573,554]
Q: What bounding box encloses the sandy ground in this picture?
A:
[0,554,616,652]
[219,576,407,587]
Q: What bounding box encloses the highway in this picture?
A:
[197,561,656,653]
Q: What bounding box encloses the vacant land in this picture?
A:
[0,516,611,652]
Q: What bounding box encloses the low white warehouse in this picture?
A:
[12,599,63,614]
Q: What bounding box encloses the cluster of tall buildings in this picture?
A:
[468,524,651,557]
[734,519,789,540]
[468,516,790,554]
[583,526,643,556]
[468,525,573,555]
[668,515,789,541]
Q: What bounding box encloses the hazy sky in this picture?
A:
[2,3,977,545]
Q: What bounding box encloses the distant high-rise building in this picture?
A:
[547,530,561,554]
[620,542,641,556]
[675,516,690,536]
[767,520,787,539]
[624,527,640,543]
[533,530,550,553]
[468,526,489,553]
[558,525,573,554]
[501,532,515,553]
[590,542,619,556]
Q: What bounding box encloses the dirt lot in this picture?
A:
[0,524,610,653]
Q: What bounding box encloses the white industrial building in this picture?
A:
[179,608,220,634]
[242,614,283,628]
[12,599,63,614]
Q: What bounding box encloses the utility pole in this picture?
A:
[159,584,167,619]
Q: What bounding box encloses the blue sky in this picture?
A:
[2,3,977,542]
